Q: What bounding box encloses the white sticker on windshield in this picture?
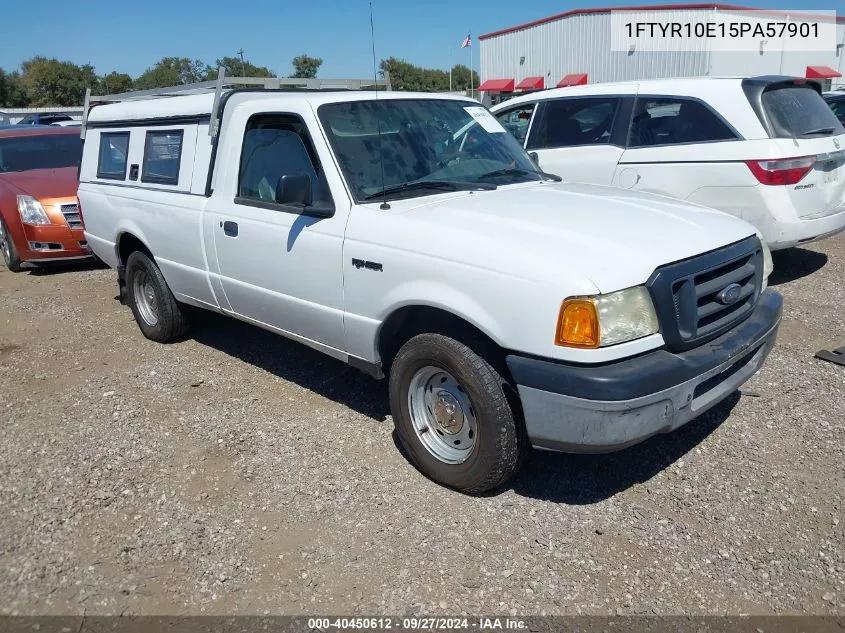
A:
[464,106,507,134]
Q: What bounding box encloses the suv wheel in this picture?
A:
[389,333,525,493]
[125,250,190,342]
[0,218,22,272]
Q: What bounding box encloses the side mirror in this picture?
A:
[275,173,313,207]
[528,152,540,167]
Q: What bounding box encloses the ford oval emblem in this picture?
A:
[716,283,743,305]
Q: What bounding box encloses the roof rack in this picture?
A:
[81,66,392,138]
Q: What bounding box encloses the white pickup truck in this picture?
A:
[78,83,782,493]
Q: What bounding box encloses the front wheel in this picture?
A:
[125,250,190,342]
[0,218,22,272]
[389,333,526,493]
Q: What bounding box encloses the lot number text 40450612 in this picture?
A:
[307,617,527,630]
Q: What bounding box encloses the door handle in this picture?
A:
[222,221,238,237]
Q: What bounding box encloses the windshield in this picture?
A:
[0,134,83,173]
[761,85,845,138]
[318,99,543,201]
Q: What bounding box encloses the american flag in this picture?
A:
[460,34,471,48]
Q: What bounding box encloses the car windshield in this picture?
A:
[318,98,543,201]
[0,134,83,173]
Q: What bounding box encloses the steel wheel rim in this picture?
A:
[133,270,159,327]
[0,222,10,264]
[408,366,478,464]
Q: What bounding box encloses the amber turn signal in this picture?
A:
[555,299,600,348]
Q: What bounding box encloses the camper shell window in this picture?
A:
[142,130,183,185]
[97,132,130,180]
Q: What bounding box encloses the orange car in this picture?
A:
[0,126,89,272]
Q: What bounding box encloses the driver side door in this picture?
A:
[207,109,347,352]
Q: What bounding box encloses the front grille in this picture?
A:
[647,237,763,351]
[60,203,83,229]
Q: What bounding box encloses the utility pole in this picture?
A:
[237,48,246,76]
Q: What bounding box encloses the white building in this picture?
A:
[478,3,845,103]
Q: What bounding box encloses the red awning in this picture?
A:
[515,76,544,90]
[806,65,842,79]
[557,73,588,87]
[478,78,515,92]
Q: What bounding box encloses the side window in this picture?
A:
[237,113,332,208]
[829,99,845,126]
[494,104,536,145]
[628,97,737,147]
[141,130,183,185]
[97,132,130,180]
[534,98,621,149]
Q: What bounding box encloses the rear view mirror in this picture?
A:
[275,173,313,207]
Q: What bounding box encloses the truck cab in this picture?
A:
[78,76,781,493]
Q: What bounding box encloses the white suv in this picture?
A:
[78,82,780,493]
[492,76,845,250]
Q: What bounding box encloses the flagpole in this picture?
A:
[469,32,474,100]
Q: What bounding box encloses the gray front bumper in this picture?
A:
[511,290,782,453]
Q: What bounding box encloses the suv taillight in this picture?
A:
[745,156,815,186]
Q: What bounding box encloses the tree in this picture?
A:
[212,56,273,78]
[379,57,449,92]
[98,71,134,95]
[0,69,28,107]
[449,64,479,91]
[19,56,97,106]
[290,55,322,79]
[134,57,210,90]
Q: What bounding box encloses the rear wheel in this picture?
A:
[125,250,190,342]
[389,333,525,494]
[0,218,22,272]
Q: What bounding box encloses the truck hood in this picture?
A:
[0,167,79,200]
[387,181,757,293]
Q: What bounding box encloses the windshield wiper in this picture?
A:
[802,127,836,136]
[476,167,562,183]
[362,179,496,201]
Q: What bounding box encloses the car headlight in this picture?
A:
[760,237,773,288]
[556,286,659,348]
[17,195,51,225]
[752,231,773,291]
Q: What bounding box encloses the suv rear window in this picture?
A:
[761,85,844,138]
[629,97,737,147]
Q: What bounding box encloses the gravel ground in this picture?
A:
[0,236,843,617]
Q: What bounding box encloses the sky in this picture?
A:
[0,0,841,78]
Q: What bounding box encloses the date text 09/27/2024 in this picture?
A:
[307,617,527,630]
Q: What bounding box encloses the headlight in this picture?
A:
[761,239,773,286]
[17,195,51,225]
[753,231,773,291]
[556,286,659,348]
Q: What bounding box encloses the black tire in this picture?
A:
[125,250,190,342]
[389,332,526,494]
[0,218,22,272]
